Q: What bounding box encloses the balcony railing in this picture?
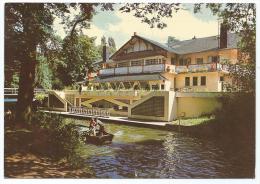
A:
[99,64,175,76]
[64,89,151,97]
[175,63,228,73]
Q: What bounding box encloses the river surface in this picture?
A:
[75,119,254,179]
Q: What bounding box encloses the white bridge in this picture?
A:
[4,88,47,95]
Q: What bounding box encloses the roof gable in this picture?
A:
[110,33,240,59]
[110,35,178,60]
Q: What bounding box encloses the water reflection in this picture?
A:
[74,119,254,178]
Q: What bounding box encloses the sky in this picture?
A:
[53,4,219,49]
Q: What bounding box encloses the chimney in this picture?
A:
[134,32,137,36]
[220,23,228,49]
[102,44,109,62]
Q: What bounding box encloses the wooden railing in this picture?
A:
[68,106,110,117]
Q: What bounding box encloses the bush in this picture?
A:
[31,112,84,167]
[214,92,255,141]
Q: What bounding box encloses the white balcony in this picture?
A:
[143,64,165,73]
[99,68,114,76]
[99,64,174,76]
[175,63,227,73]
[175,66,188,73]
[115,67,128,75]
[129,66,143,74]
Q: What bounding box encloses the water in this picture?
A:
[76,120,254,178]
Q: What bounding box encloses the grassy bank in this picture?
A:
[4,112,94,178]
[171,116,214,126]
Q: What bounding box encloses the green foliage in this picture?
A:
[97,36,117,59]
[167,36,179,47]
[31,112,85,167]
[214,93,255,140]
[58,34,99,86]
[119,3,181,29]
[10,73,19,88]
[101,36,106,46]
[35,56,52,89]
[35,93,48,102]
[108,37,116,52]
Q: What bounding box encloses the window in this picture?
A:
[180,58,191,65]
[145,58,160,65]
[201,76,206,86]
[212,56,219,63]
[131,60,142,66]
[161,84,165,90]
[220,76,224,81]
[171,57,176,65]
[196,58,203,64]
[179,58,184,65]
[152,84,159,90]
[185,77,190,86]
[184,58,191,65]
[193,77,198,86]
[117,62,129,67]
[208,56,219,63]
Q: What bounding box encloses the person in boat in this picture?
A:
[95,118,106,136]
[88,118,97,136]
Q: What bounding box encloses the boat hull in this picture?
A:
[85,133,114,145]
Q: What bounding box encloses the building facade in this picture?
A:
[89,28,239,93]
[48,26,239,121]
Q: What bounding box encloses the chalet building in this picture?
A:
[47,25,240,121]
[88,27,239,93]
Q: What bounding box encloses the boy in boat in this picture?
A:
[96,118,106,136]
[89,118,97,136]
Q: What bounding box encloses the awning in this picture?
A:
[91,74,167,83]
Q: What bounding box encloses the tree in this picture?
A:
[5,3,113,125]
[58,34,99,86]
[108,37,116,53]
[108,37,116,49]
[119,3,181,29]
[167,36,179,47]
[101,36,106,46]
[35,55,53,89]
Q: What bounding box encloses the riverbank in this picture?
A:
[5,152,93,178]
[4,114,255,178]
[4,120,94,178]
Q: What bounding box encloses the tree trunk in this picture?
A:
[15,52,37,125]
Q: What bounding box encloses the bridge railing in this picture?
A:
[68,106,110,117]
[4,88,18,95]
[4,88,47,95]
